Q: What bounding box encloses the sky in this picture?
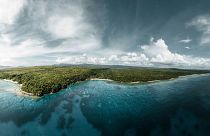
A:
[0,0,210,69]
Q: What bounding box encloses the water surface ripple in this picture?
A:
[0,74,210,136]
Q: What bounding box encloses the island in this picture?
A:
[0,65,209,96]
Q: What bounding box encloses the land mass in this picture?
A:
[0,65,209,96]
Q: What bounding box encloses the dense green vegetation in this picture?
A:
[94,68,210,82]
[0,66,209,96]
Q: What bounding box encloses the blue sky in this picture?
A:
[0,0,210,68]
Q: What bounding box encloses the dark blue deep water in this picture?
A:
[1,74,210,136]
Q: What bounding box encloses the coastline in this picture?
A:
[1,79,35,97]
[0,73,209,97]
[89,73,210,85]
[3,79,19,84]
[90,78,114,82]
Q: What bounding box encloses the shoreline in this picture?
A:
[3,79,19,84]
[90,78,114,82]
[90,73,210,85]
[0,73,209,97]
[1,79,35,97]
[3,79,22,91]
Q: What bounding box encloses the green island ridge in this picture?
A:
[0,65,209,96]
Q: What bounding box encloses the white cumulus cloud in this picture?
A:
[56,54,107,65]
[56,38,210,68]
[56,52,151,66]
[140,38,210,67]
[108,53,151,66]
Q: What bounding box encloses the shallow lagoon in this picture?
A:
[1,74,210,136]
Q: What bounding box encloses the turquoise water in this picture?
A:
[1,75,210,136]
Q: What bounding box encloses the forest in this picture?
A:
[0,66,209,96]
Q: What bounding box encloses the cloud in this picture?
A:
[0,34,48,66]
[28,0,103,48]
[56,53,151,66]
[0,0,26,25]
[0,0,104,66]
[188,14,210,45]
[108,53,151,66]
[56,38,210,68]
[185,46,190,49]
[141,39,186,65]
[0,33,100,66]
[0,1,209,69]
[179,38,192,43]
[42,1,103,50]
[56,54,107,65]
[44,3,95,39]
[140,38,210,67]
[47,16,82,39]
